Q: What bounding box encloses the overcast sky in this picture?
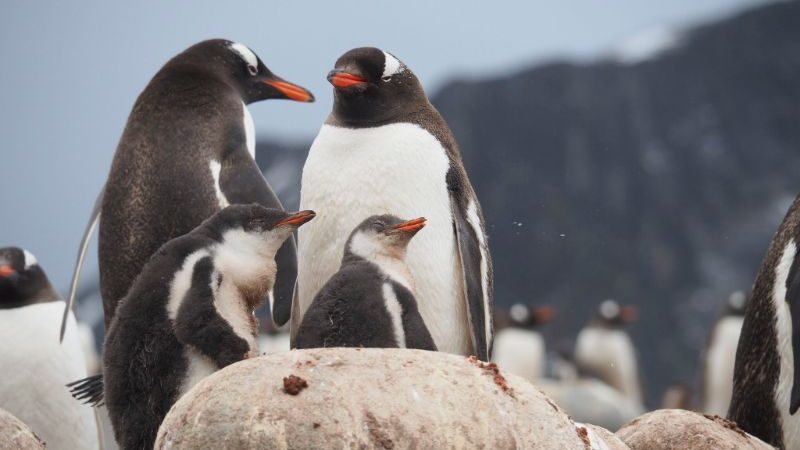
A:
[0,0,762,292]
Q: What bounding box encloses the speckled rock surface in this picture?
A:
[616,409,775,450]
[156,348,621,449]
[0,408,45,450]
[581,423,630,450]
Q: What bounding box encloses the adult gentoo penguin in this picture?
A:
[491,303,554,382]
[104,204,315,450]
[729,195,800,450]
[61,39,314,339]
[296,47,493,360]
[0,247,99,450]
[574,300,642,405]
[702,290,747,416]
[295,215,437,350]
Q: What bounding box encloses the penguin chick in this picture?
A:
[103,204,314,450]
[295,215,437,351]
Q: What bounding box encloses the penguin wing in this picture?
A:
[449,190,493,361]
[787,252,800,414]
[218,151,297,327]
[60,184,104,342]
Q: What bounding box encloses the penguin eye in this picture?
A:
[247,64,258,76]
[381,75,392,82]
[372,221,385,230]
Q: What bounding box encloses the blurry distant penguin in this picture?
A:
[295,215,436,350]
[62,39,315,340]
[574,300,642,404]
[0,247,99,450]
[492,303,554,382]
[103,205,314,450]
[297,47,493,360]
[729,195,800,450]
[702,290,747,416]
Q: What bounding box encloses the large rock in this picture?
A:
[616,409,775,450]
[0,408,45,450]
[156,348,625,449]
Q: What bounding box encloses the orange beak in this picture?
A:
[533,305,555,323]
[327,70,368,88]
[263,79,315,102]
[0,265,15,279]
[390,217,427,233]
[275,210,316,227]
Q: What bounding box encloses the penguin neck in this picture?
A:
[213,228,284,307]
[344,236,415,292]
[0,281,60,309]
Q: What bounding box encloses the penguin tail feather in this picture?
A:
[66,374,105,407]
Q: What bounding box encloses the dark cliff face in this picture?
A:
[256,1,800,405]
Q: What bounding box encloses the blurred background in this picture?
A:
[1,0,797,410]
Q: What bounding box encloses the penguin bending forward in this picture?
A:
[729,195,800,450]
[295,215,437,350]
[0,247,99,450]
[103,204,314,450]
[297,47,492,359]
[61,39,314,340]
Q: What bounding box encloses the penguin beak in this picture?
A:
[262,77,315,102]
[533,305,556,323]
[275,210,316,227]
[389,217,427,234]
[620,306,637,323]
[0,265,17,280]
[327,69,368,88]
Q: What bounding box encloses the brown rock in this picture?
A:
[156,348,625,449]
[0,408,46,450]
[616,409,776,450]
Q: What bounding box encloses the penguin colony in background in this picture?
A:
[1,36,796,449]
[104,205,313,450]
[0,247,99,450]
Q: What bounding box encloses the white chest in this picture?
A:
[298,123,470,354]
[575,327,642,403]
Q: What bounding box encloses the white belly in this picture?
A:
[0,302,99,450]
[772,240,800,450]
[298,123,471,355]
[492,328,545,382]
[702,316,743,416]
[574,327,642,404]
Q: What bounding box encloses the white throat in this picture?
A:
[348,232,414,291]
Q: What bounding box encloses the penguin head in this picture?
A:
[345,214,426,262]
[0,247,57,308]
[509,303,555,328]
[209,204,316,248]
[594,299,637,328]
[726,290,748,316]
[174,39,314,104]
[327,47,425,125]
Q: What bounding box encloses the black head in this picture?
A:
[0,247,58,308]
[344,214,426,261]
[204,204,316,238]
[592,299,637,328]
[509,303,555,329]
[170,39,314,105]
[327,47,426,126]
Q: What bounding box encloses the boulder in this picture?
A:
[0,408,45,450]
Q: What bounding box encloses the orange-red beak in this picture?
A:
[0,265,15,279]
[621,306,638,323]
[390,217,427,234]
[533,305,555,323]
[327,70,368,88]
[263,79,315,102]
[275,210,316,227]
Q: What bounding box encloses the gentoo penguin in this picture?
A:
[729,195,800,450]
[295,215,437,350]
[296,47,493,360]
[702,290,747,416]
[103,204,315,450]
[491,303,554,382]
[61,39,314,340]
[574,300,642,405]
[0,247,99,450]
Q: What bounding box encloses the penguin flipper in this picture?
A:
[788,252,800,414]
[450,195,493,361]
[67,374,105,407]
[218,152,296,326]
[60,184,104,343]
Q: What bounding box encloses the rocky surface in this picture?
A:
[156,348,623,449]
[0,408,45,450]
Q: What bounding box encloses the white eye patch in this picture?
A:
[229,42,259,68]
[381,51,403,80]
[22,249,37,269]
